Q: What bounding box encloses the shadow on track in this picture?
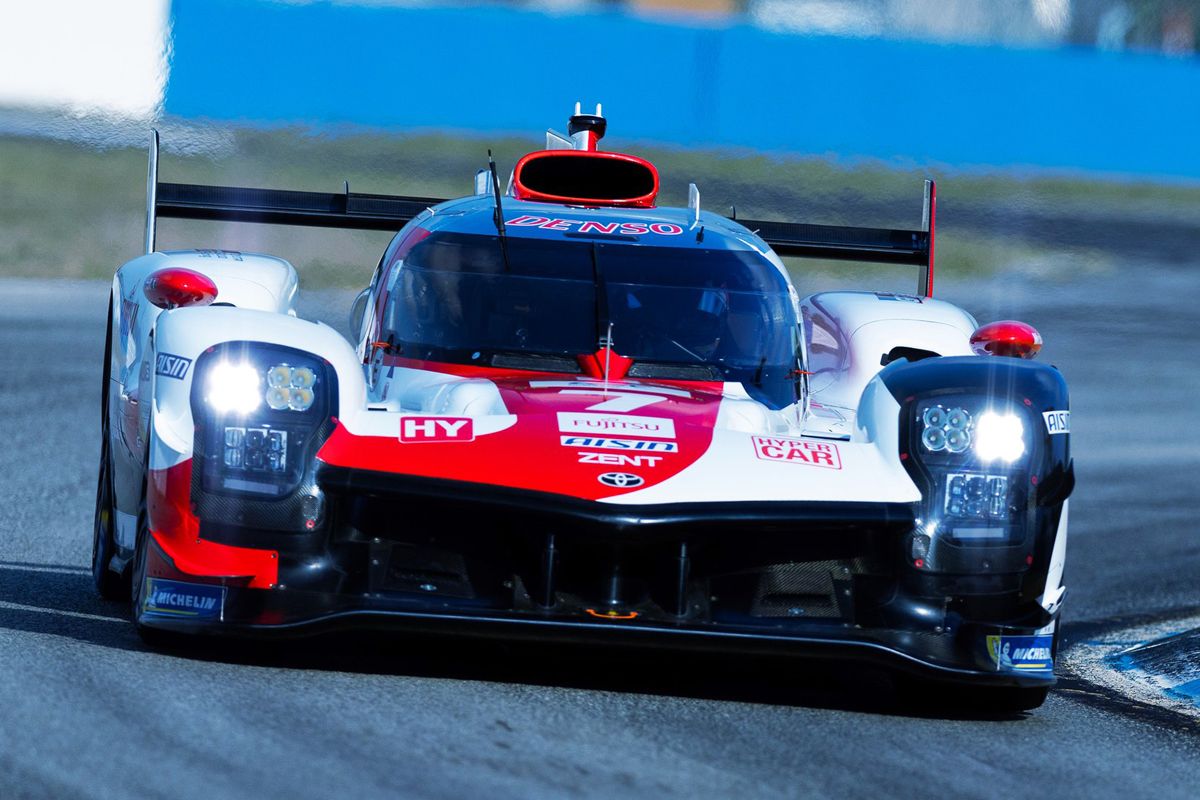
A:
[0,562,1035,722]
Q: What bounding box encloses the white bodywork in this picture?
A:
[111,252,987,508]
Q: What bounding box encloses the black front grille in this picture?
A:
[321,469,909,628]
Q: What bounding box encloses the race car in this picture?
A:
[92,105,1072,710]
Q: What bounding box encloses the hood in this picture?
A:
[318,367,725,501]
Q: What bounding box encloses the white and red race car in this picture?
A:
[93,107,1072,710]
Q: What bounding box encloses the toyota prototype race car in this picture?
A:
[93,105,1072,711]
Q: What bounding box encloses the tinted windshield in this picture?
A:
[382,233,800,407]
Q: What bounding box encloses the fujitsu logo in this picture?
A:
[557,412,676,440]
[399,416,474,443]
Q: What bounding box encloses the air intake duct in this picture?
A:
[512,150,659,209]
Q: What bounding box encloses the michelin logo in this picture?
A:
[987,634,1054,672]
[155,353,192,380]
[143,579,225,620]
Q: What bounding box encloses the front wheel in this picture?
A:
[92,435,127,600]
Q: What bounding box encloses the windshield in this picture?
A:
[382,232,801,407]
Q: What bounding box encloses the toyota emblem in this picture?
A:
[598,472,644,488]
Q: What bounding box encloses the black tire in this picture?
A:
[92,436,127,600]
[92,295,127,600]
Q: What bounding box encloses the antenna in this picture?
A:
[144,129,160,254]
[601,320,614,398]
[487,150,511,272]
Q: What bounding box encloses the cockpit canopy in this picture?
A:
[382,232,801,407]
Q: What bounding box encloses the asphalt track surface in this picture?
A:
[1,264,1198,799]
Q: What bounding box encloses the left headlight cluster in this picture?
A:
[204,362,318,415]
[193,345,335,501]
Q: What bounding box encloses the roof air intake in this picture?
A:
[512,150,659,208]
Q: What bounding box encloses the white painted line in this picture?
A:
[0,600,126,624]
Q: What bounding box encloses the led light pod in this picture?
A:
[974,411,1025,463]
[919,404,973,454]
[206,362,262,414]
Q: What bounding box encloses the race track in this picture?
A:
[1,264,1197,799]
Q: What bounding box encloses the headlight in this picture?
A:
[205,362,262,414]
[918,404,1025,463]
[974,411,1025,463]
[907,397,1033,572]
[209,361,317,415]
[192,345,336,502]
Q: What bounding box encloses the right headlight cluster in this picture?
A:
[906,397,1034,571]
[920,404,1025,463]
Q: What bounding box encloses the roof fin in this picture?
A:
[688,183,701,229]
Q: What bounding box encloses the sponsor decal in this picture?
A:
[1043,410,1070,434]
[874,292,922,303]
[986,634,1055,672]
[752,436,842,469]
[155,352,192,380]
[196,249,243,261]
[579,452,663,468]
[506,216,684,236]
[558,412,675,439]
[142,578,225,620]
[597,472,644,488]
[560,435,678,453]
[399,416,475,443]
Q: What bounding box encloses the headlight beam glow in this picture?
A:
[973,411,1025,463]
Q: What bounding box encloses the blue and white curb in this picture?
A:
[1063,615,1200,718]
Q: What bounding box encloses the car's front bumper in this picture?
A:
[139,467,1058,688]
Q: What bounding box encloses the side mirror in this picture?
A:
[349,288,370,339]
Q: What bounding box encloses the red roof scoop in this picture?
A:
[513,150,659,208]
[513,102,659,208]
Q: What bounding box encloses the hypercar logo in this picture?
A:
[399,416,474,443]
[558,412,676,439]
[597,472,644,488]
[155,353,192,380]
[752,436,842,469]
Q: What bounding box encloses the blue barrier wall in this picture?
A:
[166,0,1200,180]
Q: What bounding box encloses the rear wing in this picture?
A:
[733,182,935,296]
[145,131,937,297]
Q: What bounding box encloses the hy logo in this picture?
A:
[399,416,475,443]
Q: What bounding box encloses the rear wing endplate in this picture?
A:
[144,131,937,296]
